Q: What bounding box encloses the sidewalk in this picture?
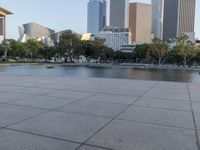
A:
[0,75,199,150]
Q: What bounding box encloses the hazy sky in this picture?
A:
[0,0,199,40]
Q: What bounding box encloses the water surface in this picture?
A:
[0,64,199,83]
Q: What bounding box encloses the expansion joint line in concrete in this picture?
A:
[187,83,200,150]
[75,82,159,150]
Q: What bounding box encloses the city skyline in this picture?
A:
[0,0,200,40]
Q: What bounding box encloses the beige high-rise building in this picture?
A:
[129,3,152,43]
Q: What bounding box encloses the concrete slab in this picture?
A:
[46,90,95,100]
[13,95,77,109]
[0,75,199,150]
[194,112,200,130]
[13,87,55,96]
[135,97,191,111]
[192,102,200,113]
[87,120,198,150]
[58,100,128,118]
[118,106,194,129]
[0,92,33,103]
[78,145,107,150]
[0,129,79,150]
[0,85,24,92]
[69,84,115,93]
[115,81,156,91]
[0,103,46,127]
[99,88,147,97]
[9,111,111,143]
[144,88,190,101]
[82,93,138,104]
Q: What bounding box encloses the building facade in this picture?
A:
[19,22,81,46]
[177,0,196,39]
[19,22,55,46]
[110,0,129,28]
[92,31,132,51]
[129,3,152,43]
[18,22,55,46]
[0,7,13,40]
[152,0,196,41]
[151,0,164,39]
[87,0,106,33]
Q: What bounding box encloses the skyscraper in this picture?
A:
[129,3,152,43]
[151,0,164,39]
[110,0,129,28]
[87,0,106,34]
[163,0,196,40]
[152,0,196,41]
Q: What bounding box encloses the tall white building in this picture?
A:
[92,31,132,51]
[110,0,129,28]
[87,0,106,33]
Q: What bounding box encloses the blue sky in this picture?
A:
[0,0,199,40]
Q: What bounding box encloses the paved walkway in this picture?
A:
[0,75,199,150]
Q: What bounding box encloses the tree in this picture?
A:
[26,39,44,59]
[114,51,134,63]
[147,38,169,65]
[58,30,81,62]
[0,39,14,60]
[133,44,150,63]
[15,42,28,58]
[100,47,114,63]
[39,46,58,61]
[166,48,182,65]
[7,40,26,59]
[194,46,200,64]
[81,40,95,62]
[174,34,197,67]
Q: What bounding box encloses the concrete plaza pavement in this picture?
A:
[0,75,200,150]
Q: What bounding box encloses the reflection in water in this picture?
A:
[0,64,199,83]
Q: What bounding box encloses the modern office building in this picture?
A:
[87,0,106,33]
[129,3,152,43]
[92,31,132,51]
[110,0,129,28]
[152,0,196,41]
[151,0,164,39]
[103,26,129,32]
[163,0,196,40]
